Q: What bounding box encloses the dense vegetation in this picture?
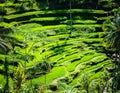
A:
[0,0,120,93]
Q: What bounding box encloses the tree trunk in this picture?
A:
[103,77,114,93]
[4,58,9,93]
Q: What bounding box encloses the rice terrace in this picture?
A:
[0,0,120,93]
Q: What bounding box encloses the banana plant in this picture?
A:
[0,26,25,92]
[13,63,25,93]
[0,34,12,92]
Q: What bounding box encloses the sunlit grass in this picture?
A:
[30,17,67,21]
[69,59,112,86]
[4,9,105,19]
[0,5,115,92]
[30,66,66,85]
[67,53,103,72]
[63,20,97,24]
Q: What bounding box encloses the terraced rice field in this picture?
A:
[0,2,114,92]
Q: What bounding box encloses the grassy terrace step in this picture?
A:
[32,37,101,52]
[14,24,99,37]
[73,24,101,28]
[0,3,20,7]
[82,60,109,73]
[14,24,103,40]
[27,37,101,53]
[87,32,107,38]
[4,9,106,20]
[58,50,98,66]
[33,44,75,59]
[81,38,102,44]
[67,53,106,72]
[13,27,103,68]
[0,22,17,27]
[62,20,97,24]
[69,60,112,86]
[48,49,79,63]
[0,22,102,31]
[95,16,113,21]
[26,48,80,70]
[0,3,21,15]
[89,72,103,81]
[49,49,93,64]
[57,52,81,64]
[4,15,104,25]
[25,41,85,67]
[31,24,101,31]
[29,17,67,22]
[26,47,95,70]
[71,32,107,39]
[17,17,68,25]
[14,24,101,34]
[7,16,68,24]
[29,59,112,86]
[29,66,66,85]
[25,37,97,67]
[72,31,105,38]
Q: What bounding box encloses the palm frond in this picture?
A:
[0,39,11,54]
[104,30,120,50]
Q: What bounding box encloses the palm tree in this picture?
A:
[103,9,120,93]
[0,31,12,93]
[104,11,120,50]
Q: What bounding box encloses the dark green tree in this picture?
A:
[103,9,120,93]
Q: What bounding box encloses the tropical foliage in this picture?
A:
[103,8,120,93]
[0,0,120,93]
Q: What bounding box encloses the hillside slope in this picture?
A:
[0,0,116,93]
